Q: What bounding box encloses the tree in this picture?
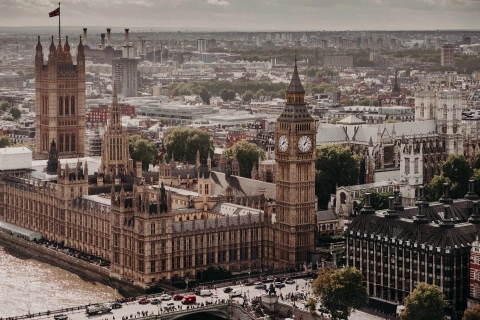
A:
[158,117,170,125]
[241,90,254,104]
[255,89,267,99]
[340,99,354,106]
[0,133,12,148]
[128,135,158,171]
[440,154,473,199]
[9,106,21,120]
[358,98,379,106]
[223,141,265,178]
[315,144,358,208]
[201,266,232,282]
[355,189,394,211]
[385,119,398,124]
[220,89,236,102]
[163,126,213,163]
[425,175,451,202]
[400,282,447,320]
[463,305,480,320]
[316,68,339,77]
[312,268,368,320]
[0,100,11,112]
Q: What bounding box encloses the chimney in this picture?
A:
[360,193,375,215]
[385,196,398,219]
[465,179,478,201]
[439,183,453,204]
[124,28,130,46]
[100,33,105,47]
[106,28,112,46]
[83,28,88,45]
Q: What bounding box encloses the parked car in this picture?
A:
[166,302,175,307]
[255,283,266,290]
[54,314,68,320]
[285,278,295,284]
[150,299,160,305]
[223,287,233,293]
[138,298,150,304]
[172,294,184,301]
[111,302,122,309]
[274,282,286,288]
[160,294,171,301]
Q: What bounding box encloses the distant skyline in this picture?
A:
[0,0,480,31]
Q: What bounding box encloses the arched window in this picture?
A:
[443,104,447,120]
[430,104,434,118]
[420,103,424,118]
[59,134,64,152]
[71,133,76,152]
[65,100,69,115]
[65,96,69,108]
[71,97,75,115]
[65,133,70,152]
[58,97,63,115]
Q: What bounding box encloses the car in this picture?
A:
[254,284,266,290]
[138,298,150,304]
[274,282,286,288]
[166,302,175,307]
[150,298,160,305]
[285,279,295,284]
[264,277,274,283]
[111,302,122,309]
[160,294,172,301]
[223,287,233,293]
[172,294,184,301]
[307,278,314,283]
[54,314,68,320]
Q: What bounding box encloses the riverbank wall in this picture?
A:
[0,231,144,297]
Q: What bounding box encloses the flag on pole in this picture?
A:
[49,7,60,17]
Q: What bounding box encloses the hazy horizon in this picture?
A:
[0,0,479,32]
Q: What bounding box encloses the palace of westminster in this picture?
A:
[2,35,480,317]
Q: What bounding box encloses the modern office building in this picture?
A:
[441,44,455,68]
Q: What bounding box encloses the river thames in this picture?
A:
[0,245,120,317]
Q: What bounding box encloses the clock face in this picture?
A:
[278,135,288,152]
[298,135,312,153]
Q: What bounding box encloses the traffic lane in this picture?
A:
[53,278,314,320]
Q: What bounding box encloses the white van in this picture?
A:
[396,305,405,316]
[200,289,213,296]
[230,289,242,297]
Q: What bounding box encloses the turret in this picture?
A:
[48,35,56,63]
[35,36,43,76]
[63,35,72,63]
[77,36,85,76]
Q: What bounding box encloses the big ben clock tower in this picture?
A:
[275,58,316,270]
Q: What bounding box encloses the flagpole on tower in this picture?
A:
[58,2,61,41]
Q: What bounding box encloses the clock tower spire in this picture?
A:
[275,57,316,270]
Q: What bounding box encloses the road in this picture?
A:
[31,277,393,320]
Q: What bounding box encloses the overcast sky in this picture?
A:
[0,0,479,31]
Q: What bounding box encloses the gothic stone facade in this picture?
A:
[35,36,86,159]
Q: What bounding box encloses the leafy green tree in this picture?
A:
[340,99,354,106]
[358,98,379,106]
[329,118,341,124]
[440,154,473,199]
[201,266,232,282]
[305,68,318,77]
[355,189,394,211]
[223,141,265,178]
[315,144,358,208]
[128,135,158,171]
[220,89,236,102]
[9,106,21,119]
[158,117,170,125]
[385,119,398,123]
[0,100,11,112]
[316,68,339,77]
[400,283,447,320]
[241,90,254,103]
[463,304,480,320]
[425,175,451,202]
[255,89,267,99]
[198,87,211,105]
[2,115,15,122]
[163,126,213,163]
[0,133,12,148]
[312,268,368,320]
[306,298,317,316]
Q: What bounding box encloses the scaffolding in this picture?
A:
[85,129,102,157]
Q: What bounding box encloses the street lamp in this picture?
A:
[185,278,190,292]
[248,268,251,283]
